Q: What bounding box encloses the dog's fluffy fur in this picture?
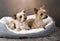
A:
[27,6,48,29]
[7,6,48,31]
[7,10,30,31]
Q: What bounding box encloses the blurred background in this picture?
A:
[0,0,60,27]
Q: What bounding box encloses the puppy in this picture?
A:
[7,10,30,31]
[27,6,48,29]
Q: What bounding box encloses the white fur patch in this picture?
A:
[14,20,26,30]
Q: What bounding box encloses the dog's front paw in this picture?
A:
[10,26,15,30]
[25,28,30,30]
[25,27,30,30]
[43,27,46,29]
[16,28,21,31]
[39,24,46,29]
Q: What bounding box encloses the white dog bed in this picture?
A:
[0,15,55,38]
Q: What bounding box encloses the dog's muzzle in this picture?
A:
[24,17,27,20]
[44,15,48,19]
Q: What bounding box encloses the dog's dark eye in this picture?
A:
[20,16,22,18]
[40,13,43,16]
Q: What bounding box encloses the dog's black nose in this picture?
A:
[45,15,48,18]
[43,15,48,19]
[24,17,27,20]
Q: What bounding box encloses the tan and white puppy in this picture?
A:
[7,10,30,31]
[27,6,48,29]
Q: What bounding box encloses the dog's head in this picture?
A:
[13,10,27,22]
[33,5,48,20]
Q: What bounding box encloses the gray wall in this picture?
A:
[0,0,60,27]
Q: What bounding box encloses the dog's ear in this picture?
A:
[33,8,38,14]
[13,14,17,19]
[23,10,26,13]
[22,10,26,13]
[40,5,46,13]
[40,5,45,9]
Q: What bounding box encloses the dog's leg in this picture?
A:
[16,27,21,31]
[39,24,46,29]
[25,26,30,30]
[16,25,21,31]
[6,21,15,30]
[26,19,34,29]
[25,22,30,30]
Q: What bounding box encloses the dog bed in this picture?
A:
[0,15,55,38]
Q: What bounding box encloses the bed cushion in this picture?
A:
[0,15,56,38]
